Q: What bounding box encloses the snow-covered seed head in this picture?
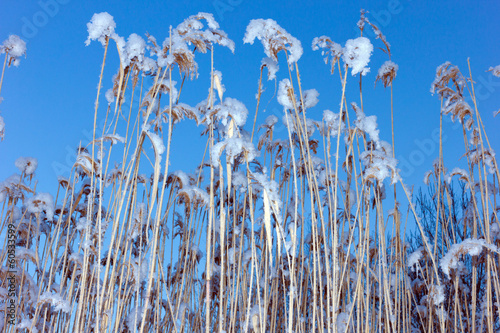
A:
[85,12,116,46]
[342,37,373,76]
[244,18,303,65]
[376,60,398,87]
[1,35,27,67]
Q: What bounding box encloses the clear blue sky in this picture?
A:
[1,0,499,199]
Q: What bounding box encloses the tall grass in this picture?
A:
[0,10,499,333]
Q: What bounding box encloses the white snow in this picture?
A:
[261,57,279,80]
[15,157,38,176]
[342,37,373,76]
[85,12,116,46]
[277,79,296,110]
[1,35,27,67]
[488,65,500,77]
[323,110,345,137]
[0,115,4,140]
[407,247,424,268]
[243,19,303,64]
[26,193,54,220]
[440,238,499,278]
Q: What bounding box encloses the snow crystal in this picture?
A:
[342,37,373,76]
[261,57,279,80]
[15,157,38,176]
[243,19,303,64]
[440,238,499,278]
[85,12,116,46]
[1,35,27,67]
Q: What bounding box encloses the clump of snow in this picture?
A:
[0,115,4,140]
[440,238,499,278]
[1,35,27,67]
[468,148,496,174]
[312,36,343,65]
[377,60,398,78]
[352,102,380,146]
[250,172,282,217]
[38,291,72,313]
[85,12,116,46]
[336,312,350,333]
[157,13,234,78]
[301,89,319,109]
[171,170,191,188]
[263,115,278,128]
[243,19,303,65]
[360,140,400,185]
[342,37,373,76]
[178,186,209,208]
[231,171,248,193]
[322,110,345,137]
[428,285,445,306]
[143,124,165,156]
[423,170,433,186]
[261,57,279,80]
[444,167,469,184]
[217,97,248,128]
[488,65,500,77]
[407,247,424,269]
[15,157,38,176]
[105,88,115,104]
[376,60,398,87]
[16,319,37,332]
[125,33,146,66]
[210,137,258,168]
[277,79,296,110]
[26,193,54,220]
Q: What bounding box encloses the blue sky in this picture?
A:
[1,0,499,201]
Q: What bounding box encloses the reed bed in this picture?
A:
[0,10,499,333]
